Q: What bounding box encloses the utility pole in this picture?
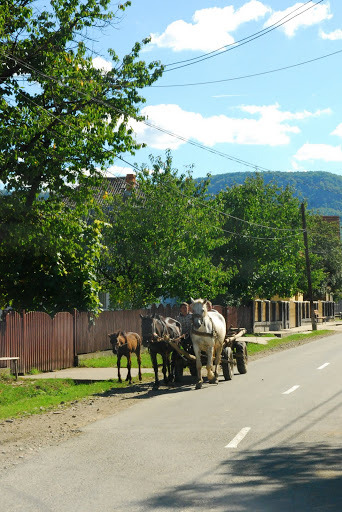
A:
[301,203,317,331]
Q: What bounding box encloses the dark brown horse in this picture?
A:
[140,314,181,388]
[108,331,142,384]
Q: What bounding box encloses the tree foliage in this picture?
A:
[212,175,342,305]
[213,175,307,305]
[0,0,162,204]
[308,215,342,299]
[204,170,342,218]
[99,152,230,308]
[0,196,105,313]
[0,0,163,312]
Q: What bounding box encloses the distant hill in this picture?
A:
[201,170,342,217]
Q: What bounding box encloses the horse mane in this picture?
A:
[118,331,128,343]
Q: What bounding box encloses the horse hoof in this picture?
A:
[153,383,159,390]
[195,382,202,390]
[209,378,218,385]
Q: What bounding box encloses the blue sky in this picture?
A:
[8,1,342,182]
[94,0,342,179]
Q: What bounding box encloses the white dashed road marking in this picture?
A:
[282,385,300,395]
[317,362,330,370]
[225,427,251,448]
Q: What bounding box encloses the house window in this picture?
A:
[257,301,262,322]
[265,302,270,322]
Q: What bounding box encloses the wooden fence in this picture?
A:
[0,304,252,374]
[0,311,74,374]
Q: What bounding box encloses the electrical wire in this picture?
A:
[8,45,341,91]
[0,52,307,239]
[2,92,304,242]
[105,164,300,241]
[0,48,277,173]
[163,0,318,68]
[115,155,304,237]
[163,0,324,72]
[151,48,342,88]
[15,88,71,130]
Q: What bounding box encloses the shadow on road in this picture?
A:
[94,374,199,402]
[141,443,342,511]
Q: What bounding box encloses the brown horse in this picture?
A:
[140,314,181,388]
[108,331,142,384]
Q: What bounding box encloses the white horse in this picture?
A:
[190,298,226,389]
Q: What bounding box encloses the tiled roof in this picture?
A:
[92,177,128,206]
[64,175,139,208]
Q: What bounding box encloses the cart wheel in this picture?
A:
[236,340,248,374]
[174,359,184,382]
[222,346,234,381]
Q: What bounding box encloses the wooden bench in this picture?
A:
[314,310,327,323]
[0,357,19,379]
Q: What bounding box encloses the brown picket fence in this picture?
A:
[0,304,251,374]
[0,311,74,374]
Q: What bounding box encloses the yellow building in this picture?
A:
[253,293,335,332]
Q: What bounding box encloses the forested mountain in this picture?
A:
[202,171,342,217]
[3,170,342,216]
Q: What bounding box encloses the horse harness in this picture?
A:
[151,318,184,344]
[191,313,218,340]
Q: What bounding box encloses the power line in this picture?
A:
[2,90,304,242]
[9,45,341,91]
[151,48,342,88]
[164,0,324,72]
[163,0,318,68]
[7,90,303,236]
[115,156,304,237]
[0,48,277,173]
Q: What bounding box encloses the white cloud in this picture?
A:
[239,103,331,121]
[264,2,332,38]
[129,103,330,149]
[290,159,309,171]
[150,1,271,52]
[331,123,342,137]
[104,165,134,177]
[320,28,342,40]
[294,143,342,162]
[92,56,112,73]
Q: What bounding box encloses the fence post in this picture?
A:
[73,309,78,367]
[22,310,26,374]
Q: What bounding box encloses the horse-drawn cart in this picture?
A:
[221,327,248,380]
[169,326,248,383]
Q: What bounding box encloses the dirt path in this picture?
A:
[0,332,336,474]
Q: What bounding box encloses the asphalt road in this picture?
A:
[1,332,342,512]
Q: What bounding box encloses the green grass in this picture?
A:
[247,329,332,356]
[0,375,153,420]
[78,352,160,368]
[243,332,275,337]
[0,330,334,421]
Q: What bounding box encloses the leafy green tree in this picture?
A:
[0,0,162,204]
[213,175,315,305]
[0,0,163,312]
[308,215,342,299]
[99,152,230,308]
[0,196,105,313]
